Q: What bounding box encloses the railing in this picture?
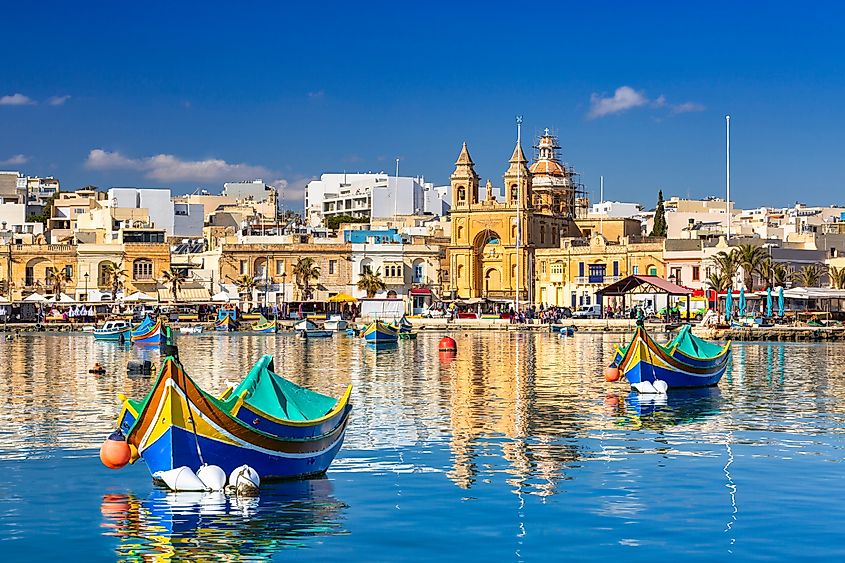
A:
[574,275,621,285]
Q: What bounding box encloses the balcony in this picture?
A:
[574,275,621,285]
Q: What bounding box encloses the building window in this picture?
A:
[578,262,585,277]
[413,263,424,283]
[551,262,564,275]
[510,185,518,201]
[588,263,606,283]
[692,266,700,281]
[671,267,682,284]
[64,265,73,279]
[276,260,285,276]
[329,260,336,274]
[240,260,247,275]
[540,225,546,244]
[458,186,466,202]
[613,261,619,277]
[540,261,546,274]
[133,259,153,280]
[648,265,658,276]
[633,265,639,275]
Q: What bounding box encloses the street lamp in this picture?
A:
[84,272,89,302]
[281,271,287,319]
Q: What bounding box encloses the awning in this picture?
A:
[597,275,694,296]
[409,288,432,296]
[122,291,157,302]
[157,287,212,303]
[23,292,48,303]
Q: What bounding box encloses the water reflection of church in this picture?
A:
[447,130,586,302]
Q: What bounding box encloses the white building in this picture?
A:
[109,188,174,234]
[223,180,273,202]
[305,173,448,227]
[589,201,642,218]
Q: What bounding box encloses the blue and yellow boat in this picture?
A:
[214,314,237,332]
[131,316,163,344]
[362,319,398,344]
[253,319,277,333]
[115,354,353,479]
[610,325,731,388]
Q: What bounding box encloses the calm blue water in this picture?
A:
[0,331,844,561]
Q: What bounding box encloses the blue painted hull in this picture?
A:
[622,359,728,388]
[94,328,131,341]
[141,424,349,479]
[363,329,397,343]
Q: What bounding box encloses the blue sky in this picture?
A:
[2,1,844,211]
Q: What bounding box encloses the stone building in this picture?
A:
[447,131,580,303]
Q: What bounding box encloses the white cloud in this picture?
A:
[47,95,71,106]
[588,86,648,119]
[85,148,287,186]
[587,86,705,119]
[671,101,706,114]
[0,93,36,106]
[307,90,325,100]
[0,154,29,165]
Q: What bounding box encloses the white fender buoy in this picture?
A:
[653,380,669,394]
[632,381,658,394]
[196,464,227,491]
[228,465,261,496]
[154,466,207,492]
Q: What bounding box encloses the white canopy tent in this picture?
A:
[122,291,157,303]
[47,293,76,304]
[212,290,239,303]
[22,292,48,303]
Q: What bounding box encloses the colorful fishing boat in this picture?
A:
[253,319,277,333]
[362,319,398,344]
[113,353,353,479]
[131,316,163,344]
[324,315,348,332]
[214,314,237,332]
[93,319,132,341]
[610,325,731,389]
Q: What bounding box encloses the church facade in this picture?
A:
[447,131,582,303]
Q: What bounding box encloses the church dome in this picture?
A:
[529,160,565,176]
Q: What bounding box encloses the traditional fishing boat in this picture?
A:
[362,319,398,344]
[298,327,333,338]
[113,352,353,479]
[131,316,163,344]
[253,319,277,333]
[214,314,237,332]
[610,325,731,388]
[293,318,317,331]
[93,319,132,341]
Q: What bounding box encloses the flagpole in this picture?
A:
[515,115,522,316]
[726,115,731,241]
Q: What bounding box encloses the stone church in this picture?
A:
[447,130,582,303]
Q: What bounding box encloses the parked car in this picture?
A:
[572,304,603,319]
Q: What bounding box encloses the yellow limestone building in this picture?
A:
[447,131,580,302]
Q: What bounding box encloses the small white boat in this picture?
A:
[178,326,204,335]
[293,319,318,331]
[324,314,348,332]
[93,320,132,341]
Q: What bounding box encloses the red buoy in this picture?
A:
[438,336,457,353]
[604,367,621,382]
[100,430,131,469]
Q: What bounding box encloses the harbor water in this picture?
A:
[1,331,844,561]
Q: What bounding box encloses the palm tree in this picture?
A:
[772,263,790,287]
[48,269,72,297]
[103,261,127,298]
[758,258,774,289]
[791,264,826,288]
[293,257,321,301]
[710,250,739,289]
[829,266,845,289]
[161,268,187,303]
[232,274,258,306]
[734,244,769,290]
[706,271,730,316]
[357,269,386,298]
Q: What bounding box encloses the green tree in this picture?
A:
[47,269,71,296]
[772,263,790,287]
[357,269,386,298]
[326,215,369,230]
[791,264,826,288]
[734,244,769,290]
[293,257,321,300]
[649,190,667,237]
[103,261,127,298]
[161,268,187,303]
[705,270,730,315]
[710,249,739,288]
[829,266,845,289]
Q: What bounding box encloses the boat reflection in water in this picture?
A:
[607,387,723,429]
[101,478,347,560]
